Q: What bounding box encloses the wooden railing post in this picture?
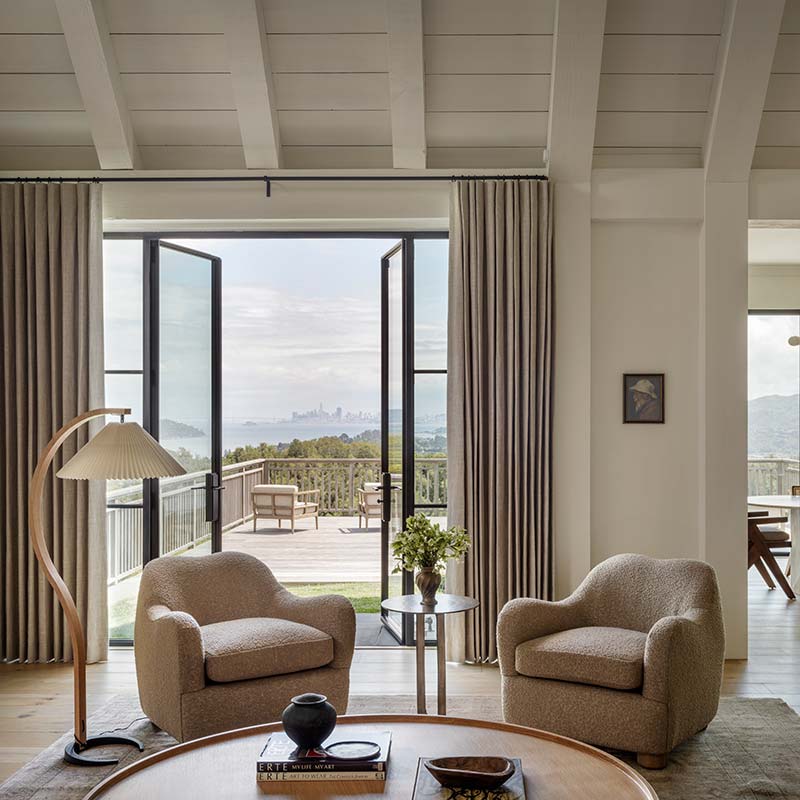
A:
[349,461,355,515]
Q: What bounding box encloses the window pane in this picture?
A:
[107,504,142,641]
[414,239,448,370]
[415,372,447,506]
[748,314,800,494]
[103,239,143,370]
[105,372,143,427]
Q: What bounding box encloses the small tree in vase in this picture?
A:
[391,514,470,606]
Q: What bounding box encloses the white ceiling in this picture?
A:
[750,227,800,265]
[0,0,795,172]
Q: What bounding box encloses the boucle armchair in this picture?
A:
[135,551,355,742]
[497,553,725,769]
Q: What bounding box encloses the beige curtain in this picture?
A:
[0,182,107,664]
[447,179,553,663]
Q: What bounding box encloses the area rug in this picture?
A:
[2,694,799,799]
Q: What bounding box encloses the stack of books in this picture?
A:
[257,732,391,783]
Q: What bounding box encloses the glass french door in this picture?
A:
[380,242,413,642]
[145,241,223,562]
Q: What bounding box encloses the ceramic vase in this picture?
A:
[416,567,442,606]
[281,693,337,750]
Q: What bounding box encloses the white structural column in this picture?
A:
[55,0,140,169]
[387,0,426,169]
[701,0,784,658]
[223,0,282,169]
[547,0,607,597]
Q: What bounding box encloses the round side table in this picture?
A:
[380,593,479,715]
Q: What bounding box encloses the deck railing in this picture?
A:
[106,456,447,583]
[747,457,800,496]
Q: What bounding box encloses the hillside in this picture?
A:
[749,394,800,458]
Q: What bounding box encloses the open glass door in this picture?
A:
[145,241,222,562]
[380,242,413,642]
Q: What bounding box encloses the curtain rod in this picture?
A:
[2,174,547,197]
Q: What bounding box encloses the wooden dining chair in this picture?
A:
[748,514,795,599]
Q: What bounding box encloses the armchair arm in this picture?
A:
[269,590,356,670]
[134,604,205,741]
[137,605,205,694]
[642,610,724,749]
[496,596,585,676]
[296,489,320,500]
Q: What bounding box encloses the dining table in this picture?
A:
[747,494,800,593]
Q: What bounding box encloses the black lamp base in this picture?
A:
[64,734,144,767]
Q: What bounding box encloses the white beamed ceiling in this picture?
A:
[0,0,796,172]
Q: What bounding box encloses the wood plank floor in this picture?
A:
[0,560,797,784]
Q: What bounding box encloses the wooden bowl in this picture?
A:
[423,756,516,790]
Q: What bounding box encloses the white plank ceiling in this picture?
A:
[0,0,794,172]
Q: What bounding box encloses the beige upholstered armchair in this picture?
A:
[251,483,319,532]
[135,552,355,742]
[357,482,381,528]
[497,554,725,769]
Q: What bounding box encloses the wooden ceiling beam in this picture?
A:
[387,0,426,169]
[546,0,607,181]
[704,0,785,183]
[55,0,140,169]
[223,0,282,169]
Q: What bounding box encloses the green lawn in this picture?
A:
[109,581,382,641]
[283,582,380,613]
[109,597,136,640]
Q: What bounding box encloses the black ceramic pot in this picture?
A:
[281,693,337,750]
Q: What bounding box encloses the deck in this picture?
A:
[222,515,381,583]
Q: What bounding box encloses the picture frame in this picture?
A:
[623,373,665,424]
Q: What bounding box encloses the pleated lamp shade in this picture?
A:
[57,422,186,480]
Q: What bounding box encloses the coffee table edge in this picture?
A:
[82,713,657,800]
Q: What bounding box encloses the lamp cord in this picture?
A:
[96,716,149,737]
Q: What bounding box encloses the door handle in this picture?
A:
[192,473,224,523]
[380,473,400,523]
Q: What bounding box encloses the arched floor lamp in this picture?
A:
[29,407,185,766]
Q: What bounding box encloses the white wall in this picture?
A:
[555,169,751,659]
[590,221,701,564]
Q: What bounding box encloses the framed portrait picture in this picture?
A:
[623,373,665,424]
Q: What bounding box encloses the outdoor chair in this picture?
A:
[357,482,382,529]
[251,484,320,533]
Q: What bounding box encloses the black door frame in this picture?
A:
[143,239,223,561]
[380,239,417,644]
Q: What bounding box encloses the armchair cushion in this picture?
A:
[201,617,333,683]
[515,626,647,691]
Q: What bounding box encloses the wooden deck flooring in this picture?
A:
[221,514,381,583]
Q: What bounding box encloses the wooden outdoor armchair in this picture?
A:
[357,482,381,529]
[251,484,320,533]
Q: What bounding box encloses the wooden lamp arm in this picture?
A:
[28,407,130,746]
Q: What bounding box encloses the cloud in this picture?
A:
[222,283,380,418]
[749,314,800,399]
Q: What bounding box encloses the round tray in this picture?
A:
[324,740,381,761]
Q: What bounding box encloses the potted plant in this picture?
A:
[391,514,469,606]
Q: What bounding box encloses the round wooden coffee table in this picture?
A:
[84,715,657,799]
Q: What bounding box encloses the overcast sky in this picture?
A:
[103,237,448,423]
[748,314,800,400]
